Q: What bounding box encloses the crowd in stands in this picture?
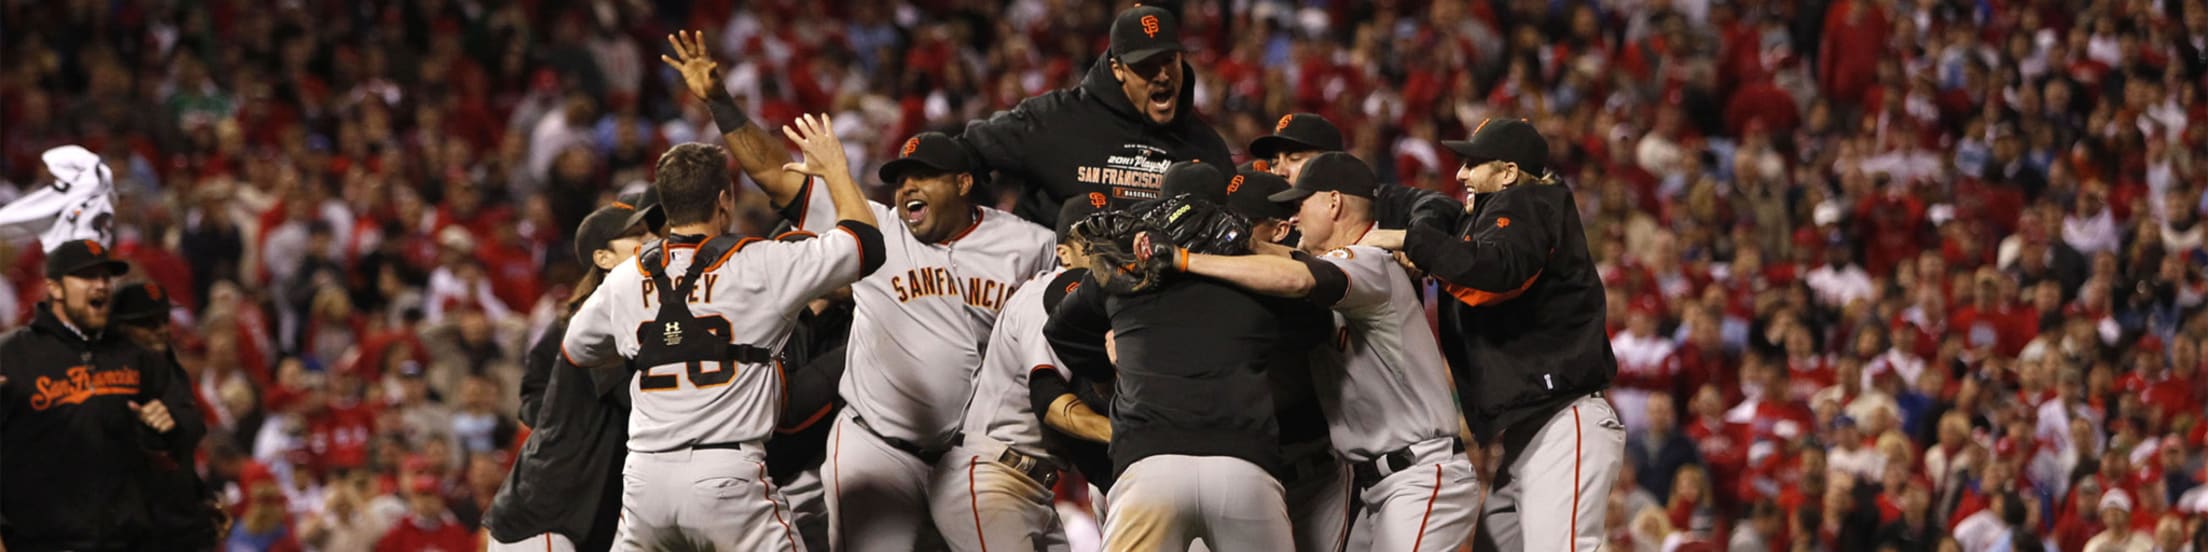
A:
[2,0,2205,550]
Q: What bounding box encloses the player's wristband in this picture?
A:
[706,83,751,133]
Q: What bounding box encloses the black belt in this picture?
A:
[851,414,952,464]
[994,448,1061,488]
[1352,438,1466,488]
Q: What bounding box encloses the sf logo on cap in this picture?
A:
[1140,15,1160,37]
[900,137,920,158]
[1227,175,1245,193]
[663,321,685,346]
[1275,115,1293,133]
[1088,192,1108,208]
[83,240,103,256]
[146,283,164,301]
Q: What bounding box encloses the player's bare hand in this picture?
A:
[130,399,176,433]
[1358,229,1407,250]
[1104,330,1119,365]
[660,30,720,100]
[779,114,848,178]
[1392,251,1423,276]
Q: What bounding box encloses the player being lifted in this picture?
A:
[560,116,885,550]
[1150,153,1479,550]
[661,31,1057,551]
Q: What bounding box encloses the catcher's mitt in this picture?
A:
[1069,194,1253,294]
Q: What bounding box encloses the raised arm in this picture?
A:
[663,30,807,208]
[779,113,876,229]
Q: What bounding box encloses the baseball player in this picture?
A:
[1045,171,1335,552]
[561,116,885,550]
[1362,119,1625,551]
[1227,161,1359,552]
[1160,152,1478,551]
[958,5,1234,226]
[0,145,118,250]
[925,197,1112,552]
[1250,113,1460,233]
[484,199,650,552]
[662,33,1056,550]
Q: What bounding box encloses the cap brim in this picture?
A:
[1248,135,1319,161]
[1266,187,1317,203]
[622,205,662,233]
[56,259,131,279]
[1116,46,1182,66]
[1440,140,1482,160]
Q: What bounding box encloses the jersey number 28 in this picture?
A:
[638,315,737,391]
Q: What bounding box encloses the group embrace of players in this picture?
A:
[484,5,1627,552]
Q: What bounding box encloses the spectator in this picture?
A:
[374,473,474,552]
[2084,489,2154,552]
[1628,392,1704,500]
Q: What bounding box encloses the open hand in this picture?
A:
[660,30,721,100]
[130,399,176,433]
[779,114,849,179]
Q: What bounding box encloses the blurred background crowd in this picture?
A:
[2,0,2205,550]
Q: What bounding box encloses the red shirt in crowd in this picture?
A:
[373,512,474,552]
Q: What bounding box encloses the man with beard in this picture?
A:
[1,240,201,551]
[958,5,1235,227]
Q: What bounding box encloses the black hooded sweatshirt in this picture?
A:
[961,55,1234,228]
[1,303,201,551]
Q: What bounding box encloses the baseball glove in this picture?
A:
[1069,194,1253,294]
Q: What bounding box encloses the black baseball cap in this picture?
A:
[1225,169,1296,220]
[1248,113,1345,159]
[621,187,665,234]
[575,201,643,268]
[1442,118,1549,176]
[878,132,975,185]
[1158,161,1229,205]
[1268,152,1377,202]
[44,239,130,279]
[1109,5,1183,66]
[1056,195,1108,244]
[111,282,171,325]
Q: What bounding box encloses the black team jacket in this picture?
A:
[1401,183,1616,445]
[0,303,203,551]
[1043,275,1332,481]
[961,56,1234,228]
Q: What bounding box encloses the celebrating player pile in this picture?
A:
[523,5,1621,551]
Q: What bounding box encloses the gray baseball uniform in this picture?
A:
[928,267,1073,552]
[1305,245,1478,551]
[781,179,1056,551]
[564,230,875,551]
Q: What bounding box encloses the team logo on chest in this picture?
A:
[663,321,685,346]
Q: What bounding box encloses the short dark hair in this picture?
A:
[654,143,731,226]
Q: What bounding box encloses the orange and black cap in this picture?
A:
[44,239,130,279]
[878,132,975,185]
[1225,168,1296,221]
[1268,152,1377,202]
[1442,118,1549,176]
[1249,113,1344,159]
[576,201,643,268]
[1109,5,1183,66]
[112,282,171,324]
[1056,195,1107,244]
[1158,161,1229,205]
